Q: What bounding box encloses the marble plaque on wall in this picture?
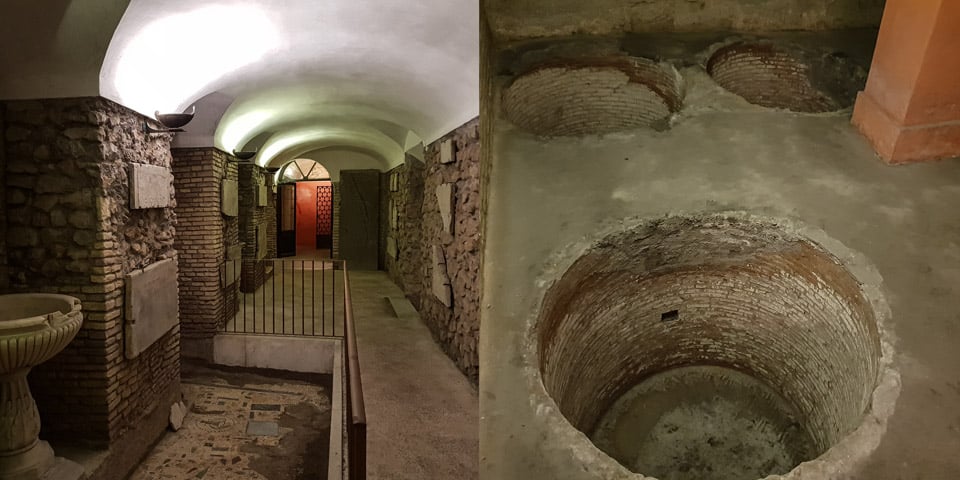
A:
[436,183,455,235]
[386,236,398,260]
[129,163,174,209]
[257,225,267,259]
[258,185,268,207]
[440,138,456,164]
[125,258,179,359]
[222,179,239,216]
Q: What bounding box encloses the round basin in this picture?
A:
[0,293,83,480]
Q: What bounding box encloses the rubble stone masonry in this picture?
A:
[385,118,481,384]
[1,97,180,477]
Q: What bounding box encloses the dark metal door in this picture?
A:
[278,183,296,257]
[316,185,333,249]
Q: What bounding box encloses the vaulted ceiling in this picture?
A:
[0,0,479,170]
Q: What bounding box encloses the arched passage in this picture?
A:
[275,159,334,258]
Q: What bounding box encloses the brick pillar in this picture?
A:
[172,148,234,359]
[852,0,960,164]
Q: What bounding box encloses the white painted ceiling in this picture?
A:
[1,0,479,170]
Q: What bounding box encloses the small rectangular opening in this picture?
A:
[661,310,680,322]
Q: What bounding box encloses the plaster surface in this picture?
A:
[481,41,960,480]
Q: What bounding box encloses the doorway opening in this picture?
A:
[277,159,334,259]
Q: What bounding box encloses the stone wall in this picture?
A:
[1,98,180,473]
[172,148,239,358]
[387,156,425,307]
[385,119,481,383]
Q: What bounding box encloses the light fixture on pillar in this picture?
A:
[232,149,257,160]
[144,106,196,134]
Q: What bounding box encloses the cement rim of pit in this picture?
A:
[523,211,901,480]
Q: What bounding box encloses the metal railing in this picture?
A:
[221,258,339,336]
[220,258,367,479]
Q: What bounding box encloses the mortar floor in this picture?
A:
[129,364,331,480]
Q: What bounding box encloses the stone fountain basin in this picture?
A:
[0,294,83,374]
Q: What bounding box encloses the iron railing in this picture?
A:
[220,258,367,479]
[221,258,339,336]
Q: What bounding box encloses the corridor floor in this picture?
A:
[348,271,478,480]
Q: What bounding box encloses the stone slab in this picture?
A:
[212,334,337,374]
[386,236,398,260]
[387,295,418,319]
[258,185,268,207]
[257,226,267,259]
[40,457,84,480]
[440,138,456,164]
[431,245,452,307]
[222,179,239,217]
[436,183,455,235]
[246,421,279,437]
[339,170,381,270]
[129,163,173,209]
[125,258,179,359]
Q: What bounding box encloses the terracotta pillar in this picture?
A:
[852,0,960,164]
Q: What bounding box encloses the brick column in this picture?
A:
[852,0,960,164]
[172,148,237,359]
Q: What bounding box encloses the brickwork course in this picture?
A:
[503,58,682,136]
[172,147,239,348]
[238,163,267,292]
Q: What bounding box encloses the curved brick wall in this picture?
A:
[503,57,682,136]
[537,216,881,458]
[707,43,839,113]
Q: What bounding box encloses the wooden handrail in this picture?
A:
[341,261,367,480]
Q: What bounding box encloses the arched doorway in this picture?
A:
[276,159,333,258]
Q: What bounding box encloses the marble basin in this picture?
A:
[0,293,84,480]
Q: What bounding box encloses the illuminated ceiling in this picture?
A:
[0,0,478,169]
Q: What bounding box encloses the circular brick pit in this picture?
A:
[537,216,882,479]
[502,57,682,136]
[707,42,854,113]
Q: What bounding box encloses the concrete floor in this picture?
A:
[349,271,479,480]
[480,41,960,480]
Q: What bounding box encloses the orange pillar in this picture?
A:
[852,0,960,164]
